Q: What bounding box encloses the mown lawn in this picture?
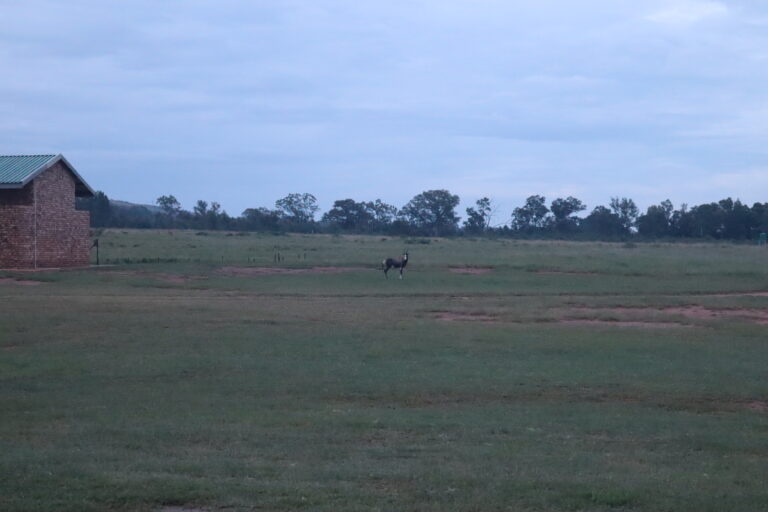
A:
[1,231,767,511]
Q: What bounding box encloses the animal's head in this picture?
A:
[403,251,409,260]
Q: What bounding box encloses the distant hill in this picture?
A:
[110,199,163,214]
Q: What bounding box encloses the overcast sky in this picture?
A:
[1,0,766,222]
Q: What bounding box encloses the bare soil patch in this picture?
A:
[565,305,768,325]
[746,401,768,413]
[664,306,768,324]
[434,311,498,322]
[449,266,494,275]
[703,291,768,298]
[560,319,690,328]
[0,277,44,286]
[103,270,203,283]
[0,267,62,272]
[153,273,197,284]
[218,266,363,277]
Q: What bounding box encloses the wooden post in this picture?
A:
[91,239,100,266]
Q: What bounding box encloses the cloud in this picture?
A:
[0,1,766,219]
[678,105,768,141]
[646,1,728,26]
[710,169,768,190]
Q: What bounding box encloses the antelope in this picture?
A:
[382,251,408,279]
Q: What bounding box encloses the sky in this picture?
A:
[1,0,767,223]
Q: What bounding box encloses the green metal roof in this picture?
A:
[0,154,94,196]
[0,155,57,185]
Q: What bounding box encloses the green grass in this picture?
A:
[1,230,767,511]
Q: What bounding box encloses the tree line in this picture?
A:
[77,190,768,241]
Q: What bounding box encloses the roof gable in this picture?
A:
[0,154,94,197]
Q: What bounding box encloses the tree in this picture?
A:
[207,201,224,230]
[609,197,639,232]
[156,195,182,217]
[752,202,768,237]
[638,200,673,238]
[720,198,753,239]
[670,203,694,237]
[400,189,460,236]
[112,204,154,229]
[511,195,550,233]
[463,197,493,234]
[193,200,209,217]
[582,205,625,237]
[689,202,723,238]
[275,193,318,225]
[368,199,398,231]
[322,199,375,232]
[242,207,281,231]
[550,196,586,233]
[77,190,112,227]
[660,199,674,219]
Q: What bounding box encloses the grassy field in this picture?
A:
[1,229,767,511]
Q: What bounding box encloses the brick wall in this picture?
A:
[0,203,34,268]
[0,162,91,268]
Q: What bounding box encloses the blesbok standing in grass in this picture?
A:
[382,251,409,279]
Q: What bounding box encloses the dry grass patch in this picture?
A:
[365,477,419,497]
[332,390,767,414]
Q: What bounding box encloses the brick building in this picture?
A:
[0,154,94,268]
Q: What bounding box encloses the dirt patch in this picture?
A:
[560,319,690,328]
[659,306,768,324]
[661,306,720,320]
[0,277,44,286]
[565,305,768,325]
[102,271,203,283]
[746,401,768,413]
[434,312,498,322]
[703,291,768,298]
[0,267,63,272]
[160,507,207,512]
[218,266,364,277]
[448,266,494,275]
[153,273,198,284]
